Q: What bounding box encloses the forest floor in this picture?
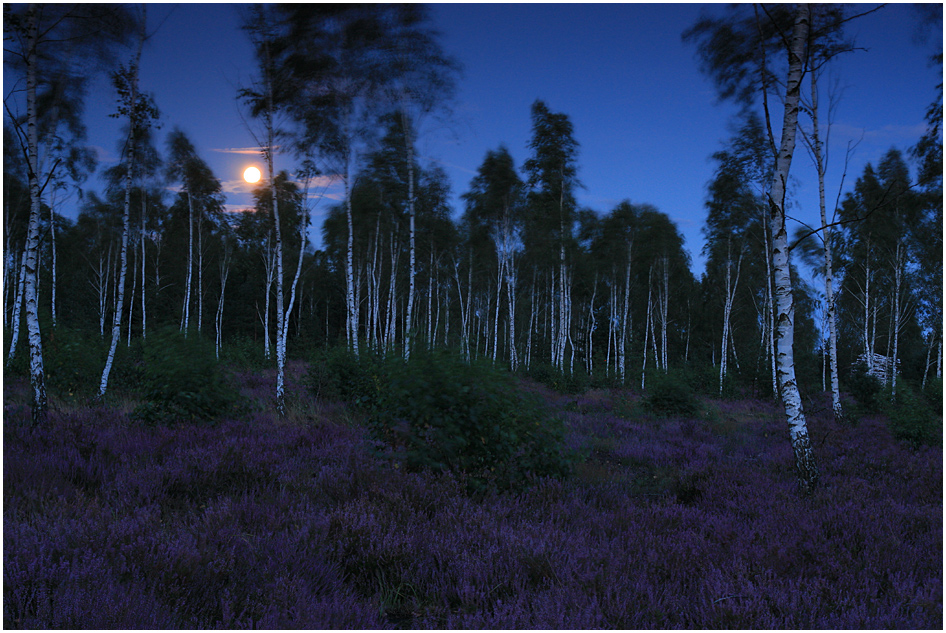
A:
[3,361,943,628]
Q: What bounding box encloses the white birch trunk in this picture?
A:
[641,269,653,391]
[427,249,434,349]
[7,247,27,361]
[453,257,470,360]
[660,256,669,370]
[891,240,903,397]
[621,243,633,381]
[526,270,536,370]
[215,247,231,359]
[506,243,518,371]
[23,7,48,422]
[280,211,307,364]
[100,19,144,398]
[181,190,194,334]
[762,205,777,399]
[863,239,873,373]
[809,66,844,422]
[720,244,743,395]
[404,116,416,361]
[262,241,274,359]
[197,215,204,336]
[766,4,817,492]
[492,260,502,363]
[141,189,147,339]
[50,199,57,328]
[606,277,614,377]
[127,235,136,346]
[262,57,287,416]
[344,156,359,356]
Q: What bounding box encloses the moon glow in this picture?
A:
[243,166,261,183]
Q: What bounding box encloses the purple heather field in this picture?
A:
[3,362,942,629]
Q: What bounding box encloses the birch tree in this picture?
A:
[523,100,581,372]
[687,3,819,491]
[462,146,525,369]
[4,3,134,422]
[380,4,459,359]
[99,7,159,399]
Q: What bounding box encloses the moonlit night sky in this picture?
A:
[40,3,944,276]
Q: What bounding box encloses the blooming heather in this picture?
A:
[3,373,941,628]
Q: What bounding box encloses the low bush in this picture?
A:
[846,361,883,413]
[883,381,942,448]
[133,328,240,425]
[305,346,385,405]
[365,349,573,491]
[524,362,589,395]
[219,336,269,371]
[5,327,142,399]
[641,370,702,418]
[922,377,942,412]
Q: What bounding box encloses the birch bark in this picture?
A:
[180,190,194,334]
[7,247,27,362]
[141,187,147,338]
[808,64,844,422]
[100,14,145,398]
[767,4,818,492]
[23,6,48,422]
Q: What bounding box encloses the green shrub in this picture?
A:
[922,377,942,412]
[883,382,942,448]
[642,370,702,418]
[846,362,883,413]
[219,336,268,370]
[524,362,589,395]
[133,328,240,425]
[305,346,385,405]
[17,327,142,399]
[366,349,573,491]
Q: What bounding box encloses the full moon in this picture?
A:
[243,166,261,184]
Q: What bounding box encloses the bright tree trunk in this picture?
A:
[127,236,136,346]
[141,189,147,338]
[660,256,669,370]
[720,243,743,395]
[506,237,519,371]
[50,199,57,328]
[197,216,204,335]
[891,240,903,397]
[404,116,416,361]
[427,249,434,349]
[215,248,231,359]
[260,51,287,416]
[100,21,144,399]
[620,244,632,382]
[810,65,844,422]
[344,161,359,356]
[181,190,194,334]
[23,6,48,423]
[7,247,27,362]
[641,268,653,391]
[262,242,274,359]
[767,3,817,493]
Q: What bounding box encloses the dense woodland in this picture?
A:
[4,5,943,477]
[3,4,943,628]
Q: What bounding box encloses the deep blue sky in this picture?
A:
[54,3,943,275]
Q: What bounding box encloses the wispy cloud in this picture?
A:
[212,146,265,155]
[219,174,344,197]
